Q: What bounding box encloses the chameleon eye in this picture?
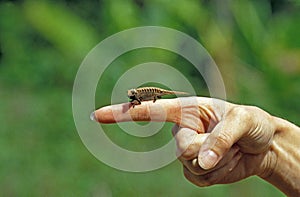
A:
[131,89,137,94]
[128,89,134,96]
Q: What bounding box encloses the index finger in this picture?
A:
[92,99,178,122]
[91,97,222,133]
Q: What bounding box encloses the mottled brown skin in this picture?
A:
[127,87,188,107]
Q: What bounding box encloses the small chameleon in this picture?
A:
[127,87,188,107]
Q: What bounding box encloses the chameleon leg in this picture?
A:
[153,96,157,103]
[153,96,161,103]
[138,98,142,104]
[131,100,141,108]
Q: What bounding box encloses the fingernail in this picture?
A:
[90,111,96,121]
[192,158,198,167]
[199,150,218,170]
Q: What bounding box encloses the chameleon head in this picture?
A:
[127,89,137,97]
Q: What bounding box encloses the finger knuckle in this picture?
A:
[183,168,216,187]
[189,165,207,176]
[202,172,222,186]
[179,143,196,160]
[229,106,252,122]
[215,131,232,151]
[183,168,190,179]
[203,174,214,185]
[197,174,215,186]
[183,171,210,187]
[176,133,197,160]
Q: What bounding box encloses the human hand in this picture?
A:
[170,98,276,186]
[92,97,277,186]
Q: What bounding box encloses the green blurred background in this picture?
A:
[1,0,299,196]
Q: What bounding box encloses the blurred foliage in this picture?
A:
[1,0,299,196]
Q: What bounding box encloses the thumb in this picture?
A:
[198,107,251,169]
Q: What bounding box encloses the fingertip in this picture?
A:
[93,106,116,123]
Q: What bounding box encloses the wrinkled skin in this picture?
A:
[93,97,300,196]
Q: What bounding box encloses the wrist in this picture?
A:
[262,116,300,196]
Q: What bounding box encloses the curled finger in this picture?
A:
[183,151,243,187]
[172,126,209,160]
[182,145,240,175]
